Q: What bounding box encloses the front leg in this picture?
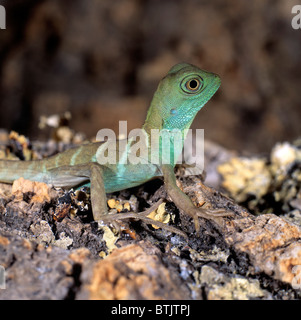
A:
[161,164,230,231]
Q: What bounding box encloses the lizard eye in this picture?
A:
[181,75,203,94]
[186,79,199,90]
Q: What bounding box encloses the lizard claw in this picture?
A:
[197,207,235,218]
[189,207,234,232]
[98,199,188,239]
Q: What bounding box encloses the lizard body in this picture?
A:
[0,63,228,236]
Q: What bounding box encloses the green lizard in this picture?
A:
[0,63,229,237]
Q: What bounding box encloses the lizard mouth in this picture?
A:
[193,75,221,111]
[206,74,221,98]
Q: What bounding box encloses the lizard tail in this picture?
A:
[0,159,44,184]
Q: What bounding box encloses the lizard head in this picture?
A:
[145,62,221,131]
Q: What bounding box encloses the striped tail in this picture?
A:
[0,159,45,184]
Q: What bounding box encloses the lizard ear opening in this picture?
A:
[170,108,177,116]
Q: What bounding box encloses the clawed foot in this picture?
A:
[96,199,234,238]
[189,206,234,231]
[98,199,188,239]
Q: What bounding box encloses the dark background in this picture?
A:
[0,0,300,153]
